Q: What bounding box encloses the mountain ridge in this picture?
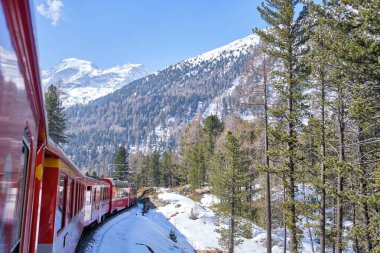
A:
[42,58,150,106]
[63,34,266,171]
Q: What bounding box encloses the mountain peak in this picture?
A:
[42,58,150,106]
[185,34,259,66]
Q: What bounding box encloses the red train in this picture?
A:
[0,1,137,253]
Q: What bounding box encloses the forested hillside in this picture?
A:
[109,1,379,253]
[64,35,264,171]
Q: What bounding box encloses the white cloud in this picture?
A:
[36,0,64,26]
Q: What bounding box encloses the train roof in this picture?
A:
[101,178,131,188]
[84,176,109,185]
[45,138,83,178]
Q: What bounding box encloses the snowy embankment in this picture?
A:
[80,188,353,253]
[79,204,194,253]
[157,190,282,253]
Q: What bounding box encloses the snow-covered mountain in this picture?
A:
[64,34,266,170]
[42,58,150,106]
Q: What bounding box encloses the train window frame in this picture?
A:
[82,185,85,208]
[93,188,96,203]
[67,178,71,222]
[75,181,79,214]
[10,139,31,253]
[56,173,67,235]
[69,179,75,220]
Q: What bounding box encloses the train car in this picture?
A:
[37,143,85,253]
[0,1,47,253]
[84,177,110,227]
[101,178,131,213]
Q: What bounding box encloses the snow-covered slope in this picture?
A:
[42,58,150,106]
[65,34,263,169]
[185,34,260,66]
[79,204,194,253]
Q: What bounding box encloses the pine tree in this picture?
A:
[187,141,206,190]
[210,131,252,253]
[45,85,68,144]
[161,150,174,187]
[326,1,380,251]
[149,151,161,187]
[203,115,224,181]
[112,146,128,180]
[257,1,309,252]
[304,3,335,251]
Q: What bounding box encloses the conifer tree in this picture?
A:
[326,1,380,251]
[210,131,252,253]
[161,150,174,187]
[203,115,224,180]
[187,141,206,190]
[257,1,309,251]
[304,3,335,251]
[149,151,161,187]
[112,146,128,180]
[45,85,68,144]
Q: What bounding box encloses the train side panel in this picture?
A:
[101,178,131,213]
[0,0,47,252]
[84,178,110,227]
[37,155,84,253]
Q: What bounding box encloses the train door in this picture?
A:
[91,187,97,221]
[99,187,103,222]
[84,186,92,223]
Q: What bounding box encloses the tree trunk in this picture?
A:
[353,203,360,253]
[283,179,287,253]
[229,165,236,253]
[335,86,345,253]
[263,53,272,253]
[358,127,372,252]
[288,71,297,253]
[302,177,315,253]
[320,73,326,253]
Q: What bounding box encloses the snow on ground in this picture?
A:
[156,189,329,253]
[200,193,220,208]
[81,204,194,253]
[157,190,274,253]
[80,188,354,253]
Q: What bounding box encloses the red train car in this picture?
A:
[101,179,132,213]
[37,143,85,253]
[0,2,140,253]
[84,177,110,227]
[0,1,47,253]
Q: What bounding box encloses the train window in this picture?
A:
[67,180,72,222]
[76,182,79,214]
[82,185,85,208]
[78,184,81,211]
[5,141,30,253]
[56,173,67,234]
[74,182,77,215]
[93,188,97,203]
[86,186,91,205]
[70,180,75,219]
[81,185,83,208]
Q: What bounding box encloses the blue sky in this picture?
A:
[33,1,314,72]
